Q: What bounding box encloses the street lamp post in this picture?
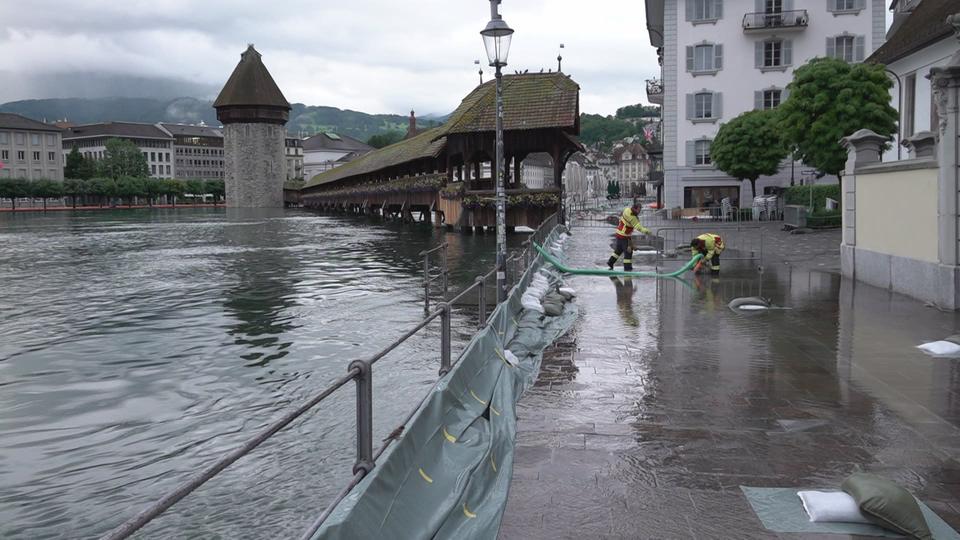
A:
[481,0,514,304]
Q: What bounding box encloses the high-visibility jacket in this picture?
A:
[614,206,650,238]
[696,233,724,261]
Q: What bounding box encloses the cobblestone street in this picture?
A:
[499,222,960,539]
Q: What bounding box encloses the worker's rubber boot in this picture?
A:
[711,266,720,276]
[624,259,633,272]
[607,256,617,270]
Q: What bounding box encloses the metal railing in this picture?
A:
[100,213,561,540]
[654,224,764,268]
[419,242,449,313]
[742,9,809,30]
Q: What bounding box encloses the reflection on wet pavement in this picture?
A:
[500,224,960,539]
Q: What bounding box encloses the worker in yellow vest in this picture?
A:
[690,233,725,275]
[607,202,651,271]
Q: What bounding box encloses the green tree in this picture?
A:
[204,179,225,205]
[30,179,64,210]
[89,177,118,207]
[101,138,149,179]
[615,104,660,119]
[77,155,97,180]
[64,147,84,179]
[711,109,789,201]
[63,178,87,208]
[366,130,405,149]
[185,178,204,204]
[779,57,897,180]
[0,177,29,210]
[144,178,163,206]
[117,176,146,206]
[162,179,186,206]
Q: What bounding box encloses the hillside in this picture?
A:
[0,97,439,141]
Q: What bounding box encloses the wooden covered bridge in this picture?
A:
[299,72,582,230]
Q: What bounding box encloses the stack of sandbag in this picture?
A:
[520,272,550,314]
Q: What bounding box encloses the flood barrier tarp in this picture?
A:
[315,227,578,539]
[533,241,702,278]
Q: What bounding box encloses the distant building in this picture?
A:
[62,121,174,179]
[404,110,424,139]
[160,123,224,180]
[613,142,650,196]
[869,0,957,161]
[214,44,292,208]
[521,152,553,189]
[285,137,304,180]
[0,113,64,181]
[302,132,373,180]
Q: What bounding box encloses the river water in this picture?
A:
[0,208,515,539]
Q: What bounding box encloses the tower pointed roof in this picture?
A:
[214,45,291,110]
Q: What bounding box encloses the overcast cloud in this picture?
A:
[0,0,657,116]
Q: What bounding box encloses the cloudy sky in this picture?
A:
[0,0,657,116]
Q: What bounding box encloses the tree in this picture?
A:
[711,109,789,201]
[162,179,186,206]
[101,138,149,179]
[204,179,225,205]
[64,147,84,179]
[144,178,163,206]
[117,176,146,206]
[185,178,205,203]
[615,104,660,119]
[367,130,405,149]
[77,155,97,180]
[89,177,118,207]
[63,178,86,208]
[779,57,897,179]
[0,177,29,210]
[30,179,64,210]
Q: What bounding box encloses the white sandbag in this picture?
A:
[737,305,768,311]
[558,287,576,297]
[797,491,872,524]
[521,295,544,314]
[917,340,960,356]
[503,349,520,367]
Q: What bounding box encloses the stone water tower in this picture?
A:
[214,45,291,207]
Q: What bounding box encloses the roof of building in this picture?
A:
[160,123,223,138]
[613,143,649,162]
[0,113,63,133]
[867,0,956,65]
[302,132,373,153]
[63,121,172,140]
[213,45,291,110]
[441,72,580,135]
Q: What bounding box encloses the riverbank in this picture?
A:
[499,223,960,538]
[0,203,223,212]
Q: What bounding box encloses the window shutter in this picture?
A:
[826,0,834,11]
[686,141,696,167]
[755,0,763,12]
[783,40,793,65]
[784,0,793,10]
[686,46,694,71]
[854,0,865,8]
[714,44,723,70]
[782,86,790,102]
[713,92,723,119]
[686,0,694,20]
[755,41,764,68]
[715,0,722,18]
[826,37,836,58]
[755,91,764,110]
[854,35,865,62]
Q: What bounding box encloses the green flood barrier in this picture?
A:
[533,241,702,278]
[316,227,578,539]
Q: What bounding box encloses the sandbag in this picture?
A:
[916,340,960,356]
[521,295,544,314]
[558,287,576,299]
[728,296,772,310]
[543,301,563,317]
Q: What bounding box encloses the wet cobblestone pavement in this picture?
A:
[499,223,960,539]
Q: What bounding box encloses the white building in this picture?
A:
[0,113,64,181]
[871,0,956,161]
[521,153,552,189]
[613,142,650,197]
[645,0,886,209]
[285,137,304,180]
[161,123,224,180]
[302,132,373,180]
[63,122,175,179]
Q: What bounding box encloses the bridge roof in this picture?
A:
[303,72,579,189]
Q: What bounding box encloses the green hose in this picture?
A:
[534,242,703,278]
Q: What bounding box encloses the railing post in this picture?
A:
[476,276,486,328]
[349,360,375,476]
[439,303,451,376]
[441,244,449,299]
[422,252,430,314]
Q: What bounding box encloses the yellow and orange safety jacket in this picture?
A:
[695,233,724,262]
[614,206,651,239]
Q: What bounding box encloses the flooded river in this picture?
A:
[0,208,517,539]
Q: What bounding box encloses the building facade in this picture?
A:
[869,0,956,161]
[285,137,304,180]
[302,132,372,180]
[214,45,291,208]
[0,113,64,181]
[161,123,224,180]
[62,122,175,179]
[645,0,886,209]
[613,142,650,196]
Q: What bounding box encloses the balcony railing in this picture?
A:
[646,78,664,105]
[742,9,808,31]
